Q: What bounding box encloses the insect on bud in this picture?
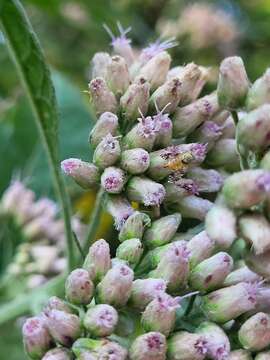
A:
[246,68,270,110]
[83,304,118,337]
[89,112,118,148]
[65,268,94,305]
[22,316,53,359]
[129,332,167,360]
[217,56,249,110]
[61,159,100,189]
[88,77,117,116]
[118,211,151,242]
[101,167,127,194]
[93,134,121,169]
[167,331,208,360]
[120,148,150,175]
[116,238,144,267]
[42,347,73,360]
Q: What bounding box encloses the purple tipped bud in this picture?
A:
[202,282,260,323]
[106,195,134,231]
[126,176,165,207]
[88,77,117,116]
[83,304,118,337]
[105,55,130,97]
[42,348,73,360]
[44,310,81,347]
[197,322,230,360]
[141,293,180,336]
[65,268,94,305]
[73,337,127,359]
[239,312,270,351]
[188,121,223,151]
[44,297,73,315]
[167,331,207,360]
[222,170,270,209]
[22,316,52,359]
[150,77,182,114]
[165,178,199,202]
[91,52,111,79]
[187,167,223,193]
[123,115,158,151]
[173,92,219,138]
[61,159,100,189]
[217,56,249,109]
[97,340,128,359]
[237,104,270,152]
[136,51,171,90]
[143,213,181,249]
[206,138,240,172]
[116,238,143,266]
[187,231,215,269]
[101,167,126,194]
[205,205,237,249]
[93,134,121,169]
[120,77,150,121]
[224,266,262,287]
[189,252,233,293]
[148,241,190,292]
[96,263,134,307]
[118,211,151,242]
[153,110,173,148]
[129,278,167,310]
[228,350,252,360]
[170,195,213,221]
[139,38,177,67]
[83,239,111,283]
[129,332,167,360]
[246,68,270,110]
[89,112,118,148]
[220,115,236,139]
[121,148,150,175]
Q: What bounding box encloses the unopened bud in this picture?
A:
[93,134,121,169]
[167,331,207,360]
[255,352,270,360]
[116,238,143,266]
[173,92,219,138]
[220,115,236,139]
[105,55,130,97]
[96,263,134,307]
[224,266,262,287]
[246,68,270,110]
[61,159,100,189]
[205,204,237,249]
[222,170,270,209]
[23,316,52,359]
[141,293,179,336]
[201,282,259,323]
[153,111,173,148]
[188,121,223,151]
[123,115,157,151]
[228,350,252,360]
[206,139,240,172]
[44,310,81,347]
[197,321,230,360]
[150,77,182,113]
[120,77,150,121]
[136,51,171,90]
[89,112,118,148]
[143,213,181,249]
[118,211,151,242]
[164,178,198,202]
[187,167,223,193]
[239,214,270,255]
[121,148,150,175]
[260,150,270,170]
[126,176,165,207]
[65,268,94,305]
[83,304,118,337]
[189,252,233,293]
[217,56,249,109]
[101,166,126,194]
[83,239,111,283]
[246,250,270,278]
[42,348,73,360]
[91,52,111,79]
[135,245,170,276]
[129,332,167,360]
[88,77,117,116]
[44,296,73,314]
[170,195,213,221]
[106,195,134,231]
[187,231,215,269]
[237,104,270,152]
[149,241,190,292]
[129,278,167,310]
[239,312,270,351]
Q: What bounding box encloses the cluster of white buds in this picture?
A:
[22,23,270,360]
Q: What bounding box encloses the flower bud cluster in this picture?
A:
[23,24,270,359]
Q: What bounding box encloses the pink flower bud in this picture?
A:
[83,304,118,337]
[88,77,117,116]
[129,332,167,360]
[89,112,118,148]
[167,331,207,360]
[65,269,94,305]
[42,347,73,360]
[101,167,126,194]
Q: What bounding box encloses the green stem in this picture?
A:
[184,294,196,316]
[83,188,105,255]
[231,110,249,170]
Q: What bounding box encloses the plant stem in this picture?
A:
[231,110,249,170]
[83,188,105,255]
[184,294,196,316]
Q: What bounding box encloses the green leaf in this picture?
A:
[0,0,76,269]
